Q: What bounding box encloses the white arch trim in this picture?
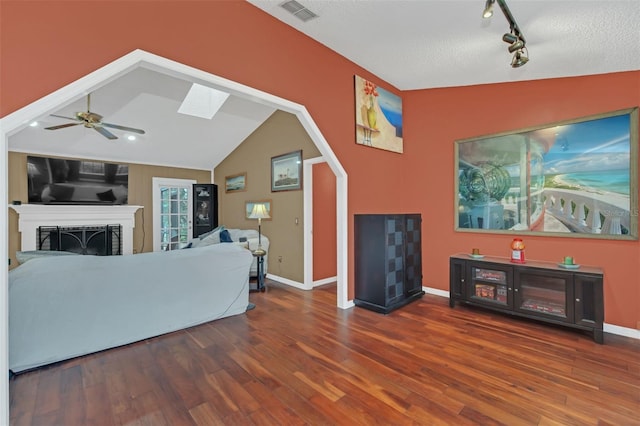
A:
[0,49,351,423]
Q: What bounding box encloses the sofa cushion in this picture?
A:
[227,228,259,241]
[15,250,79,264]
[220,229,233,243]
[198,225,224,240]
[195,226,224,247]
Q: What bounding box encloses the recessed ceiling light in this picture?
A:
[127,135,136,141]
[29,121,38,127]
[178,83,230,120]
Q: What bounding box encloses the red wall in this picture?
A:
[404,74,640,329]
[1,1,638,330]
[313,162,337,280]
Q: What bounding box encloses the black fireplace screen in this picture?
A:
[38,225,122,256]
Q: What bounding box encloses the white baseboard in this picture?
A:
[266,273,307,290]
[313,276,337,287]
[424,286,449,298]
[423,286,639,340]
[603,323,640,339]
[266,274,338,290]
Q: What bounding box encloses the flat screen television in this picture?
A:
[27,155,129,205]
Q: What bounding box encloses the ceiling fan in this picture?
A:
[44,93,146,140]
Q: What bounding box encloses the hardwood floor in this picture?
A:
[10,280,640,425]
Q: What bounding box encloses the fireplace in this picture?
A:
[38,225,122,255]
[10,204,142,255]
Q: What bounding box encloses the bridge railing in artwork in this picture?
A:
[542,188,630,235]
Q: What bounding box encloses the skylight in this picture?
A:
[177,83,230,119]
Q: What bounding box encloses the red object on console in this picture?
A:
[510,238,526,263]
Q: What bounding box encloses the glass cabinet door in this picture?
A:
[514,270,574,323]
[193,184,218,238]
[467,263,513,308]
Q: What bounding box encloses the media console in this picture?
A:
[449,254,604,343]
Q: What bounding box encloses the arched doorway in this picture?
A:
[0,49,350,421]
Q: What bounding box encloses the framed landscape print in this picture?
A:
[455,108,638,240]
[354,75,403,153]
[225,173,246,193]
[271,150,302,192]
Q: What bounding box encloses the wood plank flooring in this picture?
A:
[10,280,640,425]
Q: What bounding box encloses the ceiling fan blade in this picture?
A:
[50,114,81,122]
[101,122,146,134]
[93,126,118,140]
[44,122,83,130]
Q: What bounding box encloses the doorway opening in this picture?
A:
[0,51,351,414]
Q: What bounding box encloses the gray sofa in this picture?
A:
[191,227,269,275]
[9,243,253,373]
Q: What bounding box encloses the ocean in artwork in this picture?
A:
[377,87,403,137]
[551,169,630,196]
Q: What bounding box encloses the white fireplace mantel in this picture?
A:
[9,204,143,255]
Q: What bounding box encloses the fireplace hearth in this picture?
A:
[38,225,122,256]
[9,204,142,255]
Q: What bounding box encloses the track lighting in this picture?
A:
[502,33,518,44]
[503,33,524,53]
[482,0,495,18]
[508,40,524,53]
[511,48,529,68]
[483,0,530,67]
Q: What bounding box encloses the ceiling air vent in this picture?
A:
[280,0,318,22]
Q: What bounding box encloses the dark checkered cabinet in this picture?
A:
[354,214,425,313]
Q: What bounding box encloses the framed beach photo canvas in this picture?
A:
[271,150,302,192]
[225,173,246,193]
[354,75,403,153]
[455,108,638,240]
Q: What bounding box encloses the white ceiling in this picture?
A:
[9,1,639,170]
[9,68,276,170]
[248,0,640,90]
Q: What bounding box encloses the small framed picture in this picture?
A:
[271,150,302,192]
[225,172,247,193]
[245,199,272,220]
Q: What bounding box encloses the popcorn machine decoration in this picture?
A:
[510,238,526,263]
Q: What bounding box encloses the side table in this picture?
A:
[251,252,265,292]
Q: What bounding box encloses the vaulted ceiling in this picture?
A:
[9,67,277,170]
[8,1,639,169]
[249,0,640,90]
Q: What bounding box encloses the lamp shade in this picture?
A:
[248,203,270,220]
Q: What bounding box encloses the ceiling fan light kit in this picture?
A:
[483,0,530,68]
[44,93,146,140]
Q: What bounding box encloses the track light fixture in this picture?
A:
[502,33,518,44]
[511,48,529,68]
[483,0,530,68]
[508,40,525,53]
[483,0,495,18]
[503,32,524,53]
